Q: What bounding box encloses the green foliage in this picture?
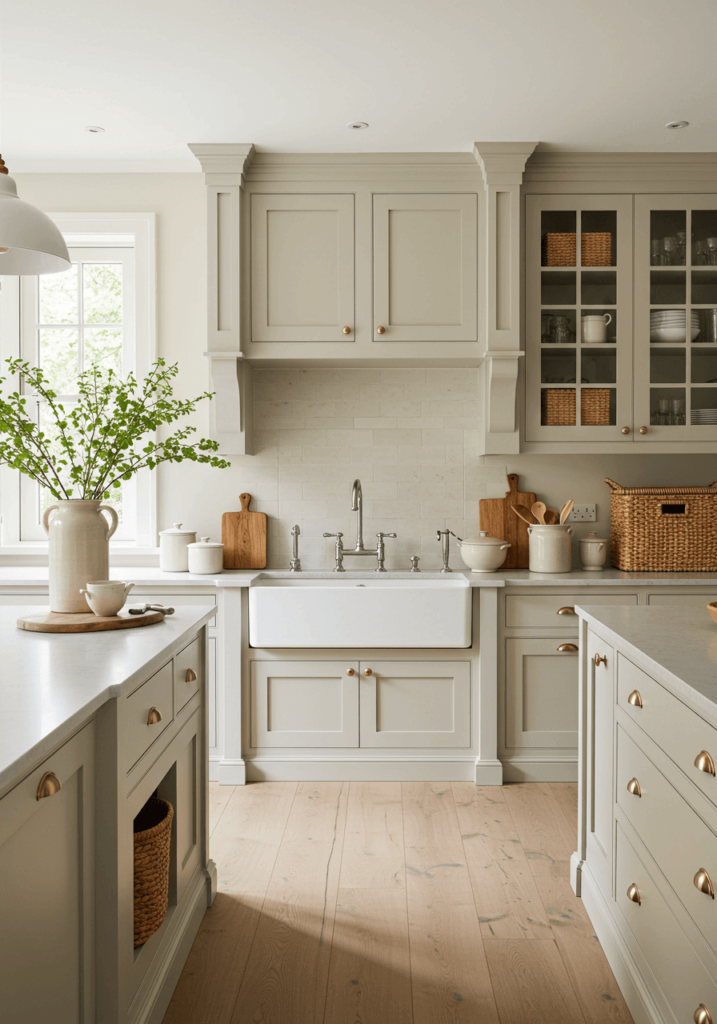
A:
[0,358,230,500]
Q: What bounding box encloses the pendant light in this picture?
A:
[0,154,70,274]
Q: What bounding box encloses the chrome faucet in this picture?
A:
[324,479,397,571]
[351,478,365,551]
[289,524,302,572]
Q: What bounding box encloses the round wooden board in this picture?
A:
[17,610,165,633]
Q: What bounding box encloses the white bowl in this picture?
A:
[457,533,511,573]
[650,326,700,342]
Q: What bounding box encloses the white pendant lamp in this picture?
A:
[0,154,70,275]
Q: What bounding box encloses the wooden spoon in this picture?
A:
[531,501,547,525]
[512,504,538,526]
[543,509,559,525]
[560,499,575,524]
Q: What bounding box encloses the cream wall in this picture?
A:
[8,174,717,570]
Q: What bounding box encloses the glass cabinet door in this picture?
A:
[525,195,633,442]
[635,195,717,441]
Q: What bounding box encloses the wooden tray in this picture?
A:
[17,610,165,633]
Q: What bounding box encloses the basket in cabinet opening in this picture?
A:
[606,478,717,571]
[134,796,173,947]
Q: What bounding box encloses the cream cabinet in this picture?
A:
[0,723,95,1024]
[504,638,580,753]
[586,628,614,894]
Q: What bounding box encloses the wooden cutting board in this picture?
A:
[17,610,164,633]
[222,493,268,569]
[479,473,536,570]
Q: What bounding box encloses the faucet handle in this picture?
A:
[323,532,343,539]
[376,532,397,539]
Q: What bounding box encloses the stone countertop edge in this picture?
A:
[575,604,717,727]
[0,605,215,795]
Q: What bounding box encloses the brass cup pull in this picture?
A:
[342,326,351,335]
[36,771,61,800]
[364,668,373,676]
[695,1004,713,1024]
[628,689,643,708]
[695,750,716,776]
[594,653,608,667]
[626,883,641,905]
[627,777,642,797]
[557,606,576,615]
[346,668,355,676]
[186,668,197,683]
[639,426,648,435]
[557,643,578,652]
[621,426,630,435]
[694,868,715,899]
[376,326,386,335]
[147,706,163,725]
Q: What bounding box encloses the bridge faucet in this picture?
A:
[289,524,302,572]
[351,478,365,551]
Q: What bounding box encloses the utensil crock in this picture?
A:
[527,523,574,573]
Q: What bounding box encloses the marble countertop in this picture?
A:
[0,605,215,794]
[576,604,717,724]
[1,566,717,589]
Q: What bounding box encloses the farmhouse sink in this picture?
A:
[248,576,471,648]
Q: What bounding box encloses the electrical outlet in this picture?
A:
[570,504,596,522]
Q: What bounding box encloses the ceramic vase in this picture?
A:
[42,499,119,612]
[527,523,574,573]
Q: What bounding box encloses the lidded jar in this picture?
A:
[456,532,511,573]
[187,537,224,575]
[159,523,196,572]
[579,531,608,572]
[527,523,574,574]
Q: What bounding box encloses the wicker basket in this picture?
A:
[581,232,612,266]
[606,478,717,572]
[134,796,173,947]
[542,231,612,267]
[542,389,576,426]
[581,389,611,426]
[542,233,576,266]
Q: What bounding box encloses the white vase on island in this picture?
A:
[42,499,119,612]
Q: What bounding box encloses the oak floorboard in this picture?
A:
[162,893,264,1024]
[503,783,575,878]
[339,781,405,889]
[464,834,553,940]
[535,877,634,1024]
[549,782,579,832]
[324,888,413,1024]
[484,938,587,1024]
[451,783,520,842]
[209,781,234,837]
[402,782,471,894]
[211,781,297,893]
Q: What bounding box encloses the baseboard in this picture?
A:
[216,758,246,785]
[245,757,478,782]
[474,759,503,785]
[501,760,578,782]
[208,755,220,782]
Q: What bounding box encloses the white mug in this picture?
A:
[581,313,612,343]
[80,580,134,617]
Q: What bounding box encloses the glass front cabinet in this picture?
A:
[525,192,717,447]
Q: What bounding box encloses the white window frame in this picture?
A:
[0,212,157,554]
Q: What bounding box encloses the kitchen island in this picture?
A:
[573,604,717,1024]
[0,605,215,1024]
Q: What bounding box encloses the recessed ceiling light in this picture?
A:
[666,120,689,129]
[347,121,369,130]
[84,125,105,133]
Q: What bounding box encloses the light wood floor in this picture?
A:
[163,781,633,1024]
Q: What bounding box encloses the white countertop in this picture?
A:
[576,604,717,724]
[0,605,215,794]
[1,566,717,588]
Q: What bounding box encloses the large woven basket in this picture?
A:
[581,389,611,426]
[606,478,717,571]
[581,232,612,266]
[542,233,576,266]
[542,231,612,267]
[542,389,576,426]
[134,796,173,947]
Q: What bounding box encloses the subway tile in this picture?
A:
[398,480,436,501]
[277,445,304,465]
[463,429,483,448]
[373,428,422,446]
[361,517,399,536]
[302,446,351,464]
[250,499,278,518]
[429,367,478,383]
[353,417,398,429]
[326,429,374,446]
[464,477,488,501]
[422,428,464,446]
[398,417,444,429]
[349,445,398,464]
[374,463,422,482]
[443,416,480,429]
[305,479,355,498]
[379,367,426,383]
[368,481,399,499]
[359,383,405,402]
[303,417,355,430]
[301,517,352,538]
[397,444,445,466]
[278,463,328,482]
[278,480,304,500]
[277,428,328,446]
[338,399,382,418]
[445,478,465,501]
[278,499,329,519]
[421,499,464,520]
[403,382,477,402]
[464,501,481,520]
[446,445,464,465]
[253,429,282,449]
[372,499,422,518]
[382,400,421,418]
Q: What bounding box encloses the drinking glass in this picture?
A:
[650,239,663,266]
[552,316,572,345]
[671,398,685,425]
[696,240,709,265]
[663,236,678,265]
[657,398,671,425]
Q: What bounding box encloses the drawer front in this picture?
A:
[615,822,717,1021]
[174,636,201,712]
[617,725,717,957]
[124,662,174,771]
[504,592,638,629]
[618,653,717,810]
[647,592,716,608]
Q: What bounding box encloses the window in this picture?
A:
[0,214,156,549]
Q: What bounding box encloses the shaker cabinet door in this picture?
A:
[251,193,355,342]
[373,193,477,342]
[250,660,359,747]
[504,638,579,753]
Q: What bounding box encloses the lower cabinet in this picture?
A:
[504,639,580,752]
[586,628,615,893]
[360,661,470,748]
[251,661,360,747]
[0,723,95,1024]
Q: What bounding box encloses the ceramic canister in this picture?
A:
[456,532,511,573]
[187,537,224,575]
[580,531,608,571]
[527,523,574,573]
[159,523,197,572]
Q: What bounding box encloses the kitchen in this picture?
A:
[3,2,717,1023]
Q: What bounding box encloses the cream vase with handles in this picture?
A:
[42,500,119,612]
[527,523,574,573]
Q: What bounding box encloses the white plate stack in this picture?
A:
[650,310,700,343]
[691,408,717,425]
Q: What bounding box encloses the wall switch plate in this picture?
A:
[570,504,596,522]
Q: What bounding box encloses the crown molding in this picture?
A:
[188,144,256,178]
[245,150,480,184]
[473,142,539,186]
[524,149,717,185]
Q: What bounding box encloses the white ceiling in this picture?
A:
[3,0,717,171]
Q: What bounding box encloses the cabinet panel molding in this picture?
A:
[250,660,359,747]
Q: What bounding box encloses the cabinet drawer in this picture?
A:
[174,636,201,713]
[618,653,717,810]
[505,593,638,629]
[617,725,717,958]
[647,592,716,608]
[124,662,174,771]
[615,822,717,1021]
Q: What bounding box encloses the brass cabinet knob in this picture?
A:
[557,643,578,652]
[342,326,351,335]
[626,883,642,905]
[557,606,576,615]
[627,778,642,797]
[639,426,648,434]
[695,1004,713,1024]
[376,326,386,335]
[186,668,197,683]
[346,668,355,676]
[621,426,630,434]
[36,771,61,800]
[594,653,608,667]
[694,868,715,899]
[147,706,163,725]
[695,750,716,776]
[628,689,643,708]
[364,668,373,676]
